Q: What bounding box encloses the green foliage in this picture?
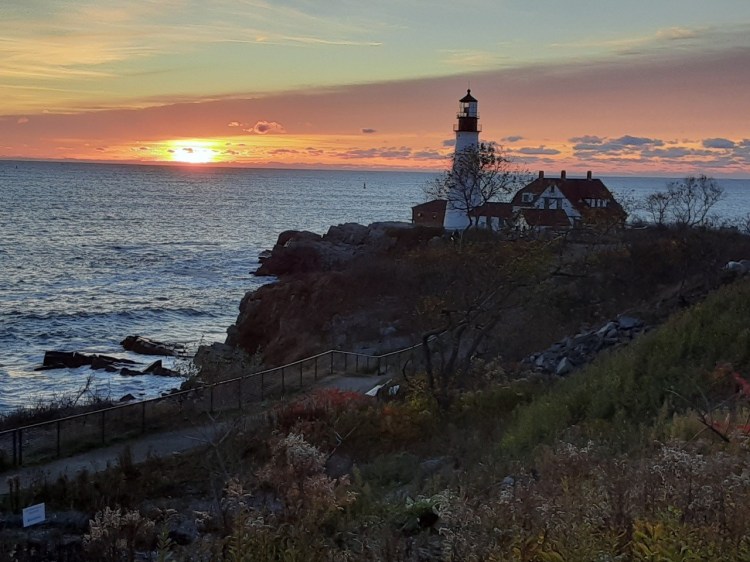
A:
[502,279,750,454]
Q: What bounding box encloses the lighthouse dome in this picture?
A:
[459,89,477,103]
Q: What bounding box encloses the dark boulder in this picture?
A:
[40,351,137,371]
[144,360,181,377]
[121,335,185,356]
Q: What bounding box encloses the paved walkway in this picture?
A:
[0,422,228,495]
[0,373,388,495]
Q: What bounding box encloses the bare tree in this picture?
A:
[419,235,553,403]
[424,142,528,228]
[667,175,724,227]
[643,191,673,226]
[640,175,724,228]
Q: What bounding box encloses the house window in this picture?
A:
[522,192,533,203]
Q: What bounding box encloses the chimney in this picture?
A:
[538,170,544,179]
[560,170,566,180]
[586,170,592,180]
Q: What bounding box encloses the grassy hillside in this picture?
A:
[502,277,750,455]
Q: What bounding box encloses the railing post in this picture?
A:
[101,410,106,445]
[141,401,147,434]
[13,429,17,466]
[210,386,215,414]
[261,371,265,401]
[330,352,334,375]
[377,356,381,374]
[281,367,286,397]
[344,353,348,373]
[18,428,22,467]
[355,354,359,373]
[314,356,318,381]
[238,378,243,411]
[56,420,61,458]
[299,361,303,388]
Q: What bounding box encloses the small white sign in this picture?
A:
[22,503,46,528]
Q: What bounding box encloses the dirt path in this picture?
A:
[0,373,388,496]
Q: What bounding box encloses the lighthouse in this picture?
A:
[454,89,480,153]
[444,89,482,230]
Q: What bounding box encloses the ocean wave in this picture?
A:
[1,305,209,322]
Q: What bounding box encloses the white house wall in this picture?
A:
[532,186,581,219]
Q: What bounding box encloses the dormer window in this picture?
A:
[522,192,534,203]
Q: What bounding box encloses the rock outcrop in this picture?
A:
[121,335,187,356]
[525,315,648,375]
[39,351,138,372]
[220,222,443,366]
[254,222,434,277]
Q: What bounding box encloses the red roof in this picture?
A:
[511,175,626,221]
[412,199,447,213]
[471,202,514,219]
[519,208,571,228]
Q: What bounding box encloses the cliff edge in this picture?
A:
[224,222,444,366]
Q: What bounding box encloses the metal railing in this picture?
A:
[0,343,426,468]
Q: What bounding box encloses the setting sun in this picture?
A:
[168,141,218,164]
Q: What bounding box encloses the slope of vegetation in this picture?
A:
[5,228,750,561]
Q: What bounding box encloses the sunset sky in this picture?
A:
[1,1,749,176]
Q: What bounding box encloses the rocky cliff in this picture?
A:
[223,222,444,366]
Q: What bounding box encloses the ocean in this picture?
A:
[1,160,749,412]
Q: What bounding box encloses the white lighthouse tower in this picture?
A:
[444,89,481,230]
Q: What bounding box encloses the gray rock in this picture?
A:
[556,357,574,376]
[617,316,642,330]
[501,475,515,488]
[596,321,618,337]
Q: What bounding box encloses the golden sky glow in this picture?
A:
[1,1,750,176]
